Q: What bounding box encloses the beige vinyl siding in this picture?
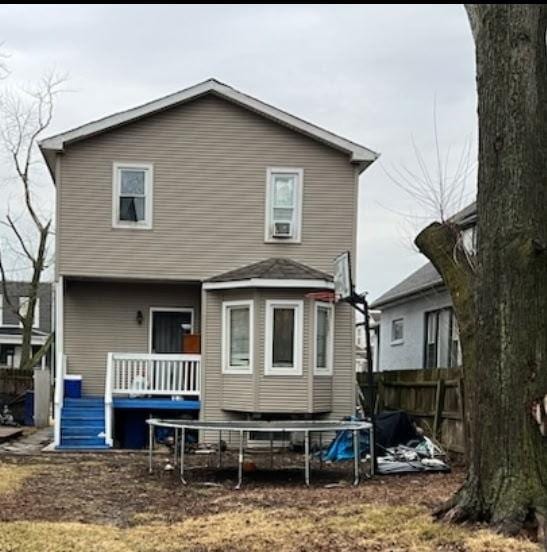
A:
[64,279,201,395]
[313,378,333,412]
[331,302,355,420]
[254,289,310,413]
[57,95,355,281]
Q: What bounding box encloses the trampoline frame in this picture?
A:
[146,418,374,488]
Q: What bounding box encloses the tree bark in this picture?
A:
[415,222,475,465]
[442,4,547,534]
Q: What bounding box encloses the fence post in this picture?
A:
[433,379,445,441]
[33,369,51,428]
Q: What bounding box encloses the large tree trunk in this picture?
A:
[415,222,475,465]
[439,4,547,535]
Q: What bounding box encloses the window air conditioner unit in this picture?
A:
[273,221,293,238]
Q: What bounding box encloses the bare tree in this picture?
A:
[0,71,64,371]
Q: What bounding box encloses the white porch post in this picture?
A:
[105,353,114,447]
[53,276,64,448]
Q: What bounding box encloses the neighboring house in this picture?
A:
[371,203,476,372]
[0,281,53,369]
[39,79,378,449]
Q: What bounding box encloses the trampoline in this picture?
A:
[146,418,374,488]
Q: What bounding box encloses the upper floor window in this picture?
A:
[461,225,477,255]
[113,162,153,229]
[314,302,334,375]
[19,297,39,328]
[391,318,404,345]
[265,168,303,243]
[222,300,253,374]
[265,300,303,375]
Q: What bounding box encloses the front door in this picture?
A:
[151,310,193,354]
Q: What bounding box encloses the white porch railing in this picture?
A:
[105,352,201,447]
[108,353,201,397]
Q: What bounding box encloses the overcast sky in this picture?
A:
[0,4,477,298]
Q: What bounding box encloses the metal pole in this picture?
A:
[180,427,187,485]
[148,422,154,474]
[270,432,274,469]
[174,427,179,467]
[236,430,244,490]
[304,430,310,486]
[353,429,360,486]
[319,432,323,470]
[218,430,222,469]
[369,423,375,478]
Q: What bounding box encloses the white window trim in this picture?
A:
[19,297,40,328]
[148,307,194,353]
[264,299,303,376]
[264,167,303,243]
[314,301,334,376]
[390,317,404,346]
[112,162,154,230]
[0,295,2,326]
[222,300,254,375]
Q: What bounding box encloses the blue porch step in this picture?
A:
[60,396,108,450]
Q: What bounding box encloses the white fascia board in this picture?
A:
[39,80,378,165]
[202,278,334,291]
[0,334,47,345]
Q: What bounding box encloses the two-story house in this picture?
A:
[0,281,53,370]
[40,79,378,450]
[371,202,476,371]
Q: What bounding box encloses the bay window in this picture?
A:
[265,300,303,375]
[314,302,334,375]
[222,300,253,374]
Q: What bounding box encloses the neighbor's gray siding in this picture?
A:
[64,280,201,395]
[1,281,52,332]
[377,288,452,371]
[56,95,356,281]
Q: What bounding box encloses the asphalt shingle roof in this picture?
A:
[205,258,333,283]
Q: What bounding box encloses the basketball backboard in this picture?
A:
[333,251,353,302]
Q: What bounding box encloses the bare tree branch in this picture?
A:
[0,68,64,370]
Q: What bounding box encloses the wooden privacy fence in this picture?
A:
[0,368,34,396]
[359,368,466,455]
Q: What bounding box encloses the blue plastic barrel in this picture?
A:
[24,390,34,426]
[64,375,82,399]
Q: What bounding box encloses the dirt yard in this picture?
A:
[0,451,540,551]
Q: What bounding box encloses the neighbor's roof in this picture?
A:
[39,78,379,178]
[370,263,444,309]
[206,257,332,283]
[371,202,477,309]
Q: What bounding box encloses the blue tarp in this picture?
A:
[322,421,370,462]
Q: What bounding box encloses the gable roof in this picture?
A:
[39,79,379,178]
[206,257,333,283]
[370,262,443,309]
[371,201,477,309]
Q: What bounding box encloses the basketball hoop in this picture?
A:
[333,251,353,302]
[304,290,336,302]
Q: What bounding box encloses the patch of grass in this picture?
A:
[0,504,540,552]
[0,464,34,495]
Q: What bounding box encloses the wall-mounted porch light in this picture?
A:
[136,310,144,325]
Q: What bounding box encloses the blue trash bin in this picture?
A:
[24,390,34,426]
[64,375,82,399]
